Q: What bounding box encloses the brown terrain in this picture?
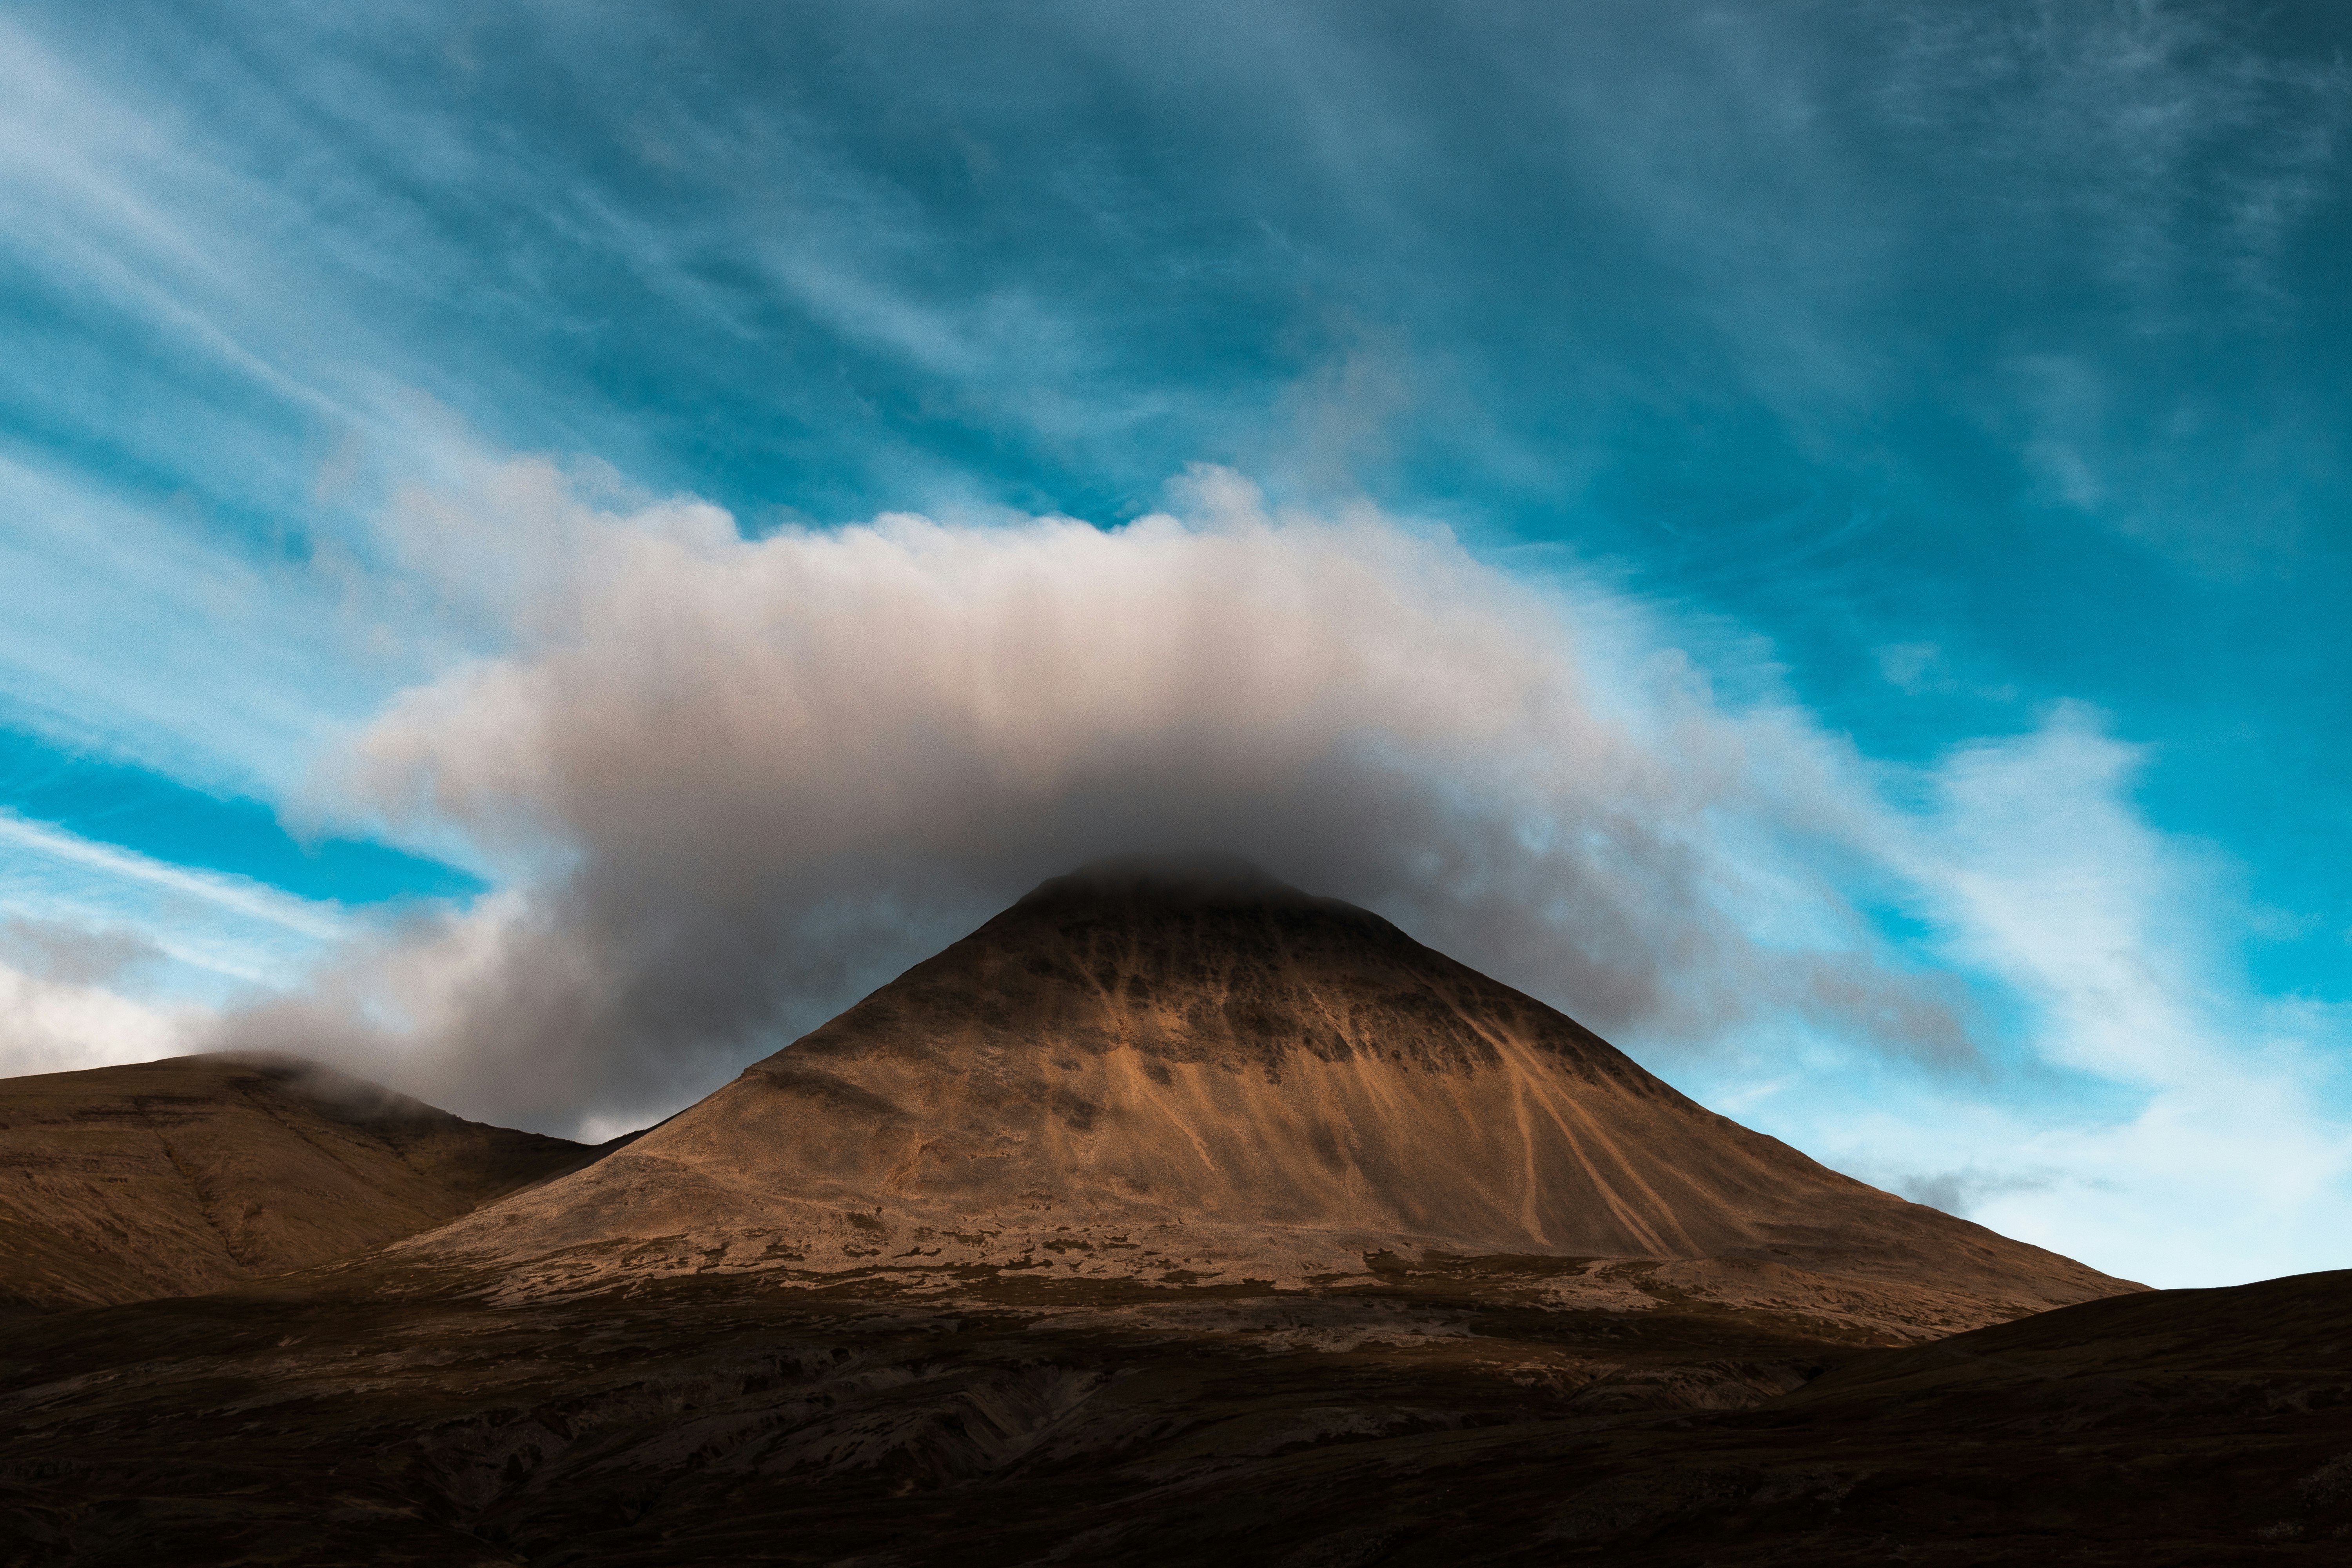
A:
[0,1052,594,1308]
[0,856,2345,1565]
[409,855,2123,1339]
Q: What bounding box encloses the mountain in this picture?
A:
[0,1052,593,1309]
[409,855,2129,1338]
[4,856,2330,1568]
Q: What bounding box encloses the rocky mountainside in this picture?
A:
[408,855,2129,1338]
[0,1053,593,1308]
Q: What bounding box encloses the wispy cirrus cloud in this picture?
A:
[0,807,348,1003]
[0,809,346,1078]
[1801,711,2352,1285]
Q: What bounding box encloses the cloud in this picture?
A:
[1775,711,2352,1286]
[229,457,1979,1134]
[1891,1165,2057,1220]
[237,450,2352,1289]
[0,811,348,1082]
[0,960,195,1080]
[0,808,350,1000]
[1875,641,1951,695]
[0,809,348,945]
[0,916,162,987]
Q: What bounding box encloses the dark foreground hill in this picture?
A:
[2,1263,2345,1564]
[405,855,2125,1340]
[0,1053,592,1308]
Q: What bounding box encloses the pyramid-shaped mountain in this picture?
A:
[413,855,2130,1335]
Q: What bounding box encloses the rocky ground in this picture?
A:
[4,1261,2346,1566]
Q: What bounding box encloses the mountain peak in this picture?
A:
[1009,851,1299,909]
[405,858,2131,1336]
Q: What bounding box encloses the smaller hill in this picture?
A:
[0,1053,594,1308]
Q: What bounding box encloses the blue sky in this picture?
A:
[3,1,2348,1287]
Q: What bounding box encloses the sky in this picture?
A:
[2,0,2349,1289]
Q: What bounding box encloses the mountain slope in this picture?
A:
[412,856,2131,1336]
[0,1053,593,1308]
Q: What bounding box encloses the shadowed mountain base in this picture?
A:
[2,1267,2346,1566]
